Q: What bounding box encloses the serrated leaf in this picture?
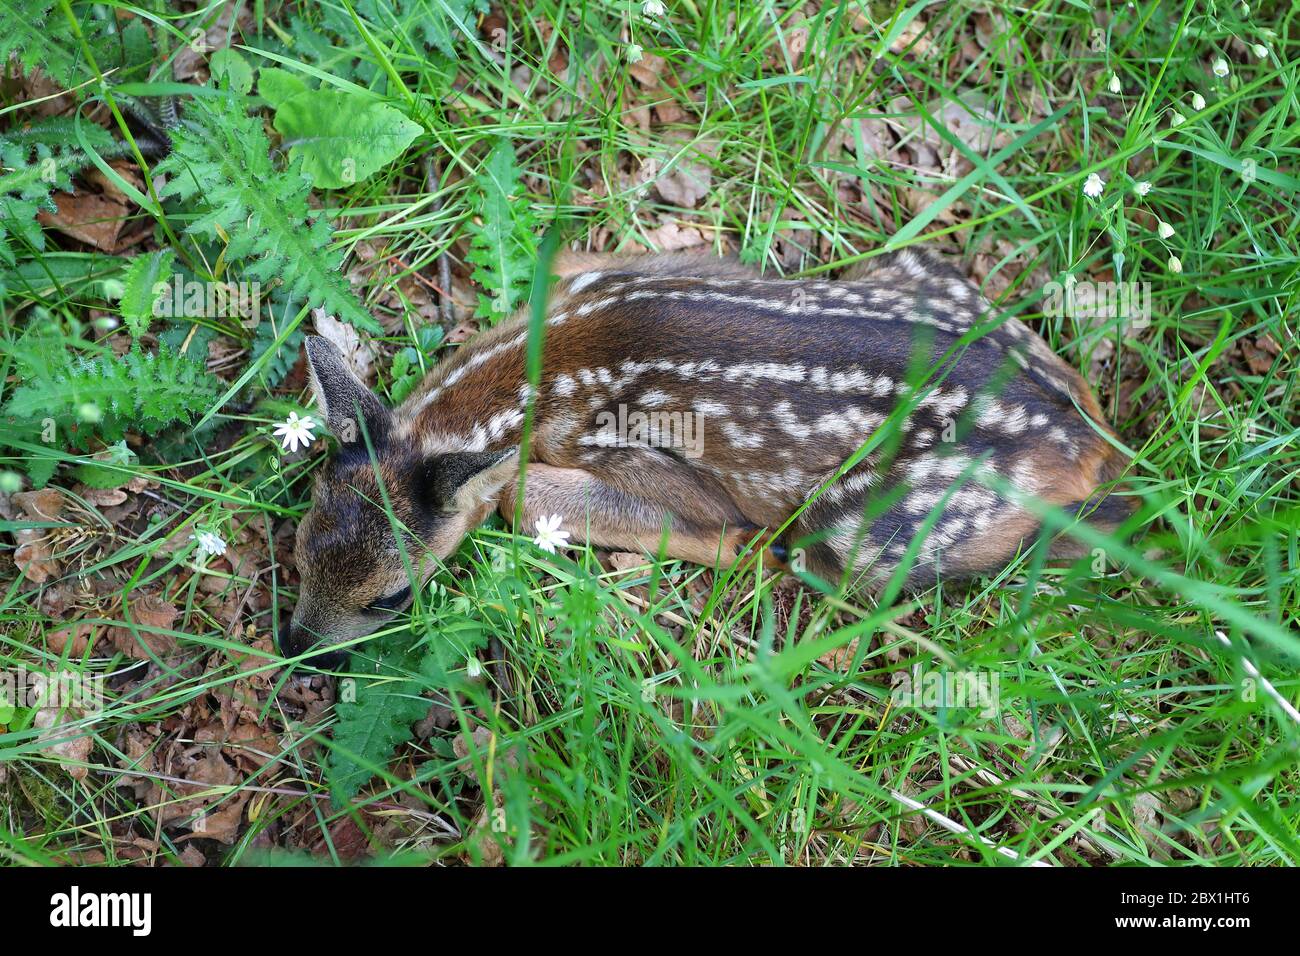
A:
[273,89,422,190]
[0,197,45,268]
[0,0,85,90]
[23,454,58,490]
[2,338,219,451]
[74,441,137,488]
[119,250,174,340]
[249,314,306,389]
[327,635,432,805]
[465,139,536,320]
[400,0,487,58]
[210,48,254,94]
[155,96,379,333]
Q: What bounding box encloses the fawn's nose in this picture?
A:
[277,619,348,670]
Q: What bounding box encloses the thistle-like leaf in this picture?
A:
[155,96,380,333]
[465,139,537,321]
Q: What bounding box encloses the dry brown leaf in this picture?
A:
[33,697,93,780]
[13,488,65,520]
[223,721,283,772]
[13,533,60,583]
[152,748,248,844]
[37,190,128,251]
[653,97,687,125]
[652,133,715,208]
[608,551,650,574]
[179,845,208,867]
[48,621,97,656]
[446,320,480,344]
[312,816,373,862]
[628,51,667,87]
[172,2,252,81]
[86,159,144,206]
[313,307,375,382]
[641,220,706,251]
[120,728,160,798]
[77,485,129,507]
[109,592,179,659]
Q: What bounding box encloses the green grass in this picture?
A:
[1,0,1298,866]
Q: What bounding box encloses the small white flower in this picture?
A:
[1212,57,1230,77]
[1082,173,1105,199]
[1133,180,1152,196]
[1170,111,1186,127]
[1168,255,1183,274]
[1157,220,1175,239]
[273,411,316,453]
[1253,44,1268,59]
[532,513,571,554]
[627,42,644,63]
[191,529,227,561]
[1108,72,1121,94]
[466,656,483,679]
[1191,92,1206,110]
[641,0,666,19]
[1241,2,1249,15]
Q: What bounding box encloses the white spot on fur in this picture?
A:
[722,421,764,448]
[569,271,603,293]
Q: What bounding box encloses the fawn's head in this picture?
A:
[279,337,516,667]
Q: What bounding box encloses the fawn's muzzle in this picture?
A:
[277,618,349,670]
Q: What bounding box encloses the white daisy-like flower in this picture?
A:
[627,42,644,63]
[532,513,571,554]
[1191,92,1206,110]
[1108,72,1121,94]
[1157,220,1175,239]
[1134,180,1152,196]
[1212,58,1229,77]
[642,0,666,19]
[1253,44,1268,59]
[273,411,316,453]
[1168,255,1183,274]
[191,529,227,560]
[1082,173,1105,199]
[1170,111,1186,127]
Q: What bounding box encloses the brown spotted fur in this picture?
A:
[280,250,1134,661]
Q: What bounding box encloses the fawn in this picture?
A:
[280,250,1133,664]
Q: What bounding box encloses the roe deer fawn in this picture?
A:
[280,250,1133,664]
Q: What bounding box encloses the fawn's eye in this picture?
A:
[366,585,411,613]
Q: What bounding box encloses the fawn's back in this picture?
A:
[399,250,1132,588]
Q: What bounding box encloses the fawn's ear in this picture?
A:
[304,336,391,447]
[423,448,520,514]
